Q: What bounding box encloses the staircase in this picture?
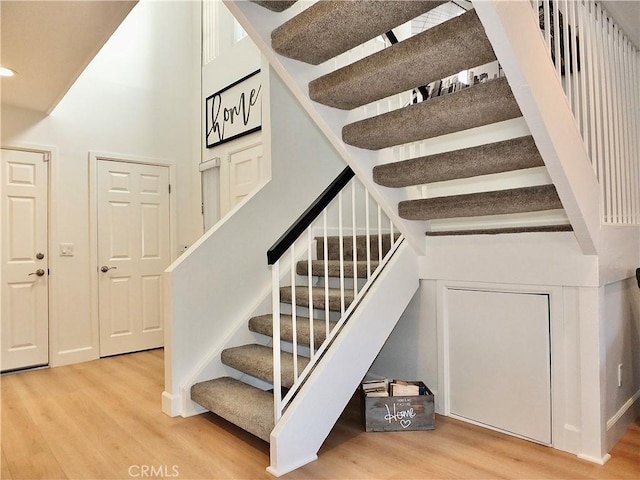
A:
[251,0,572,237]
[191,234,395,441]
[191,0,576,475]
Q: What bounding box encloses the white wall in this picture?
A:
[201,35,263,226]
[1,0,202,366]
[164,66,346,415]
[604,277,640,449]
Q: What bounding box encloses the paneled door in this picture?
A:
[1,148,49,371]
[219,141,264,217]
[97,160,170,356]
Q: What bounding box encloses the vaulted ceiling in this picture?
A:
[0,0,137,114]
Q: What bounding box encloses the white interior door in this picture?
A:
[1,148,49,371]
[447,288,552,444]
[97,160,170,356]
[220,141,263,216]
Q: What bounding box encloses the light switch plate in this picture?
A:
[60,243,74,256]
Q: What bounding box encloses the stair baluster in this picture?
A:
[268,169,402,422]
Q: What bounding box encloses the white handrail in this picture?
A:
[271,177,403,422]
[535,0,640,225]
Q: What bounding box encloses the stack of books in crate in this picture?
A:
[361,378,435,432]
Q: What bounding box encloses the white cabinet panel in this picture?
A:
[447,288,551,444]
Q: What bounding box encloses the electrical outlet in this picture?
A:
[617,363,623,388]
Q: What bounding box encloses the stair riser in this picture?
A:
[249,315,333,347]
[221,345,310,389]
[191,378,274,443]
[278,304,342,322]
[280,287,354,312]
[309,10,496,110]
[343,77,522,151]
[296,261,377,279]
[316,235,395,261]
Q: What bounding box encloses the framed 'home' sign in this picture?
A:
[206,69,262,148]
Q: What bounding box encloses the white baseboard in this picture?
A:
[161,391,181,417]
[577,453,611,465]
[266,455,318,478]
[606,388,640,450]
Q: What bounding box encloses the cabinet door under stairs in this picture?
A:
[446,288,552,445]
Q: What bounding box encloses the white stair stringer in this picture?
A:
[224,0,427,255]
[267,241,419,477]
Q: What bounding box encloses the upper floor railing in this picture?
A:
[535,0,640,225]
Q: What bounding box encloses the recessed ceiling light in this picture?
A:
[0,67,17,77]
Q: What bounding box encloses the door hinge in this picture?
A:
[168,184,172,194]
[44,153,50,162]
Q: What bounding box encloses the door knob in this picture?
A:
[28,269,45,277]
[36,252,45,260]
[100,266,117,273]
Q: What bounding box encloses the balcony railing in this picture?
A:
[535,0,640,225]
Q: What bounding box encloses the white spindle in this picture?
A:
[323,210,329,339]
[632,48,640,222]
[625,38,631,222]
[543,0,552,54]
[307,228,314,359]
[553,0,561,78]
[351,180,358,297]
[365,191,371,279]
[577,0,589,154]
[562,0,572,106]
[272,261,282,421]
[338,191,345,315]
[377,205,383,263]
[290,244,298,380]
[609,23,626,223]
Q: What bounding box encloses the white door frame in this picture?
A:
[89,151,177,357]
[1,143,58,367]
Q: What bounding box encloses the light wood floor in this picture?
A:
[1,349,638,479]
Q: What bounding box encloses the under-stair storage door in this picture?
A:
[446,289,551,445]
[1,149,49,371]
[97,160,170,357]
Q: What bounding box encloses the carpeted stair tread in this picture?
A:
[191,377,273,442]
[343,77,522,151]
[249,314,335,346]
[426,225,574,236]
[296,259,379,278]
[221,344,309,388]
[316,234,397,261]
[271,0,446,65]
[309,10,496,110]
[250,0,298,12]
[280,286,355,311]
[373,136,544,187]
[398,184,563,220]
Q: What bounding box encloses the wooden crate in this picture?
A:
[362,381,435,432]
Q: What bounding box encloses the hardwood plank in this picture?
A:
[0,377,66,479]
[1,449,13,480]
[2,350,638,479]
